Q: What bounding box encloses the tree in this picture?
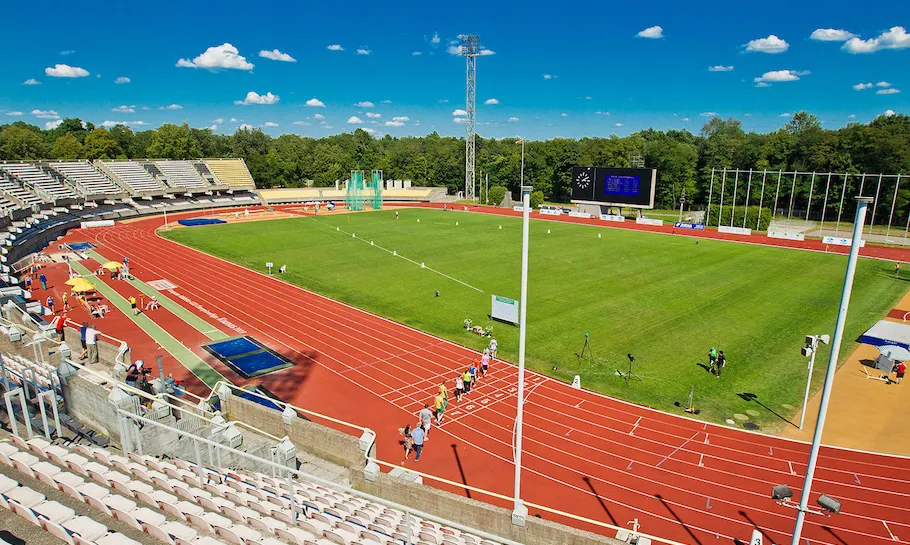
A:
[82,128,123,160]
[0,126,47,160]
[147,123,200,159]
[50,134,83,160]
[109,125,135,158]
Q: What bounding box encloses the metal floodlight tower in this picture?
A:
[462,34,480,201]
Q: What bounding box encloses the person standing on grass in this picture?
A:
[708,346,718,373]
[39,273,47,290]
[419,404,434,440]
[489,337,498,359]
[85,324,99,364]
[129,296,138,315]
[401,425,414,460]
[716,351,727,378]
[480,352,490,378]
[410,424,425,461]
[897,262,903,278]
[454,373,464,402]
[79,321,88,360]
[463,368,473,395]
[395,211,399,220]
[896,361,906,384]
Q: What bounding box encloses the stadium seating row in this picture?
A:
[0,434,495,545]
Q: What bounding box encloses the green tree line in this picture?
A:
[1,112,908,208]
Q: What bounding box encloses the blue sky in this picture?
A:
[1,0,908,140]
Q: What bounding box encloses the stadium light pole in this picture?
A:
[790,196,873,545]
[511,183,532,526]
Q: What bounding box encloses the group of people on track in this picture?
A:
[401,338,497,462]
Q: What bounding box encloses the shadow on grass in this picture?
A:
[696,363,713,375]
[737,392,797,428]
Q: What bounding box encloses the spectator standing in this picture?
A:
[489,338,498,358]
[897,262,902,278]
[24,276,31,292]
[418,404,434,439]
[125,361,140,388]
[716,351,727,378]
[708,346,718,373]
[39,273,48,290]
[51,314,65,341]
[896,361,907,384]
[129,296,138,315]
[62,292,69,311]
[85,324,99,364]
[454,373,464,402]
[410,425,425,461]
[401,425,414,460]
[463,368,473,395]
[79,322,88,359]
[46,296,55,313]
[480,352,490,377]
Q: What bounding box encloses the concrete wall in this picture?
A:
[350,470,622,545]
[222,394,368,470]
[62,373,121,444]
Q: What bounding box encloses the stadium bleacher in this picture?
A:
[0,163,79,201]
[155,161,209,190]
[204,159,256,188]
[48,162,124,197]
[0,170,43,208]
[102,161,166,194]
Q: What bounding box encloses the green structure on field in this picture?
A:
[346,170,366,211]
[371,170,383,210]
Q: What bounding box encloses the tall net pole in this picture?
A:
[886,174,900,242]
[371,170,383,210]
[730,170,739,227]
[718,169,727,226]
[868,174,884,235]
[755,171,767,231]
[461,35,480,201]
[705,169,716,226]
[835,174,849,237]
[742,169,753,229]
[819,173,832,229]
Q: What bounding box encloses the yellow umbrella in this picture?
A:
[70,280,95,293]
[65,277,85,286]
[102,261,123,271]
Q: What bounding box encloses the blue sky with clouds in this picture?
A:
[1,0,907,140]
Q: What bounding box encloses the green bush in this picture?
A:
[705,205,771,231]
[488,185,507,207]
[530,190,545,210]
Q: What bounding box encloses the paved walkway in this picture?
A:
[781,289,910,456]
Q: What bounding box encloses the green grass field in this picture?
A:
[163,209,908,431]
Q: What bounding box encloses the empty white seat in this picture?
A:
[96,532,143,545]
[104,494,137,513]
[63,515,108,542]
[134,506,167,527]
[76,482,109,502]
[0,473,17,494]
[33,500,76,524]
[6,486,45,508]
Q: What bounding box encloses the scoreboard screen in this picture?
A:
[571,166,656,208]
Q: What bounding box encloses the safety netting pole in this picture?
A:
[805,172,816,232]
[834,174,849,237]
[786,172,797,226]
[886,174,900,243]
[742,169,753,229]
[718,169,727,227]
[705,169,716,226]
[868,174,883,235]
[756,171,767,231]
[819,173,832,230]
[772,170,783,226]
[730,170,739,227]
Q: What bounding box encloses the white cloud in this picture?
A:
[264,122,279,127]
[327,44,344,51]
[543,74,555,80]
[412,51,422,56]
[484,98,499,105]
[681,117,690,122]
[347,116,362,124]
[778,112,791,118]
[754,81,771,88]
[207,125,217,131]
[381,99,392,104]
[884,109,896,117]
[238,124,254,131]
[234,91,280,105]
[384,121,404,127]
[176,43,253,70]
[843,26,910,54]
[615,122,624,127]
[478,49,495,56]
[313,113,325,120]
[159,104,184,110]
[699,111,717,117]
[45,120,63,130]
[60,50,75,56]
[584,96,592,100]
[114,76,131,85]
[112,105,136,113]
[708,65,734,72]
[745,35,789,54]
[230,117,238,123]
[560,113,568,117]
[101,120,146,128]
[45,64,89,77]
[877,81,892,88]
[452,109,467,116]
[366,112,381,119]
[636,25,664,39]
[848,113,857,119]
[453,117,466,124]
[392,116,410,121]
[259,49,296,62]
[142,106,150,110]
[213,118,224,124]
[320,125,334,129]
[753,69,809,84]
[853,82,874,90]
[5,111,23,116]
[306,98,325,107]
[810,28,857,41]
[32,109,60,119]
[362,127,376,134]
[595,111,610,115]
[292,121,310,126]
[355,101,375,108]
[438,99,449,103]
[508,117,519,123]
[356,48,371,55]
[431,32,440,45]
[22,78,41,85]
[877,88,901,95]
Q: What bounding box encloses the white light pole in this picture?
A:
[798,334,829,430]
[790,196,873,545]
[512,183,532,526]
[163,207,169,231]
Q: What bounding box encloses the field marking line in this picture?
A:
[155,212,910,471]
[341,340,450,374]
[789,461,796,475]
[698,454,705,467]
[882,520,898,541]
[855,474,862,484]
[116,221,897,544]
[706,497,712,510]
[630,417,642,436]
[770,447,774,456]
[626,461,633,470]
[656,432,702,468]
[307,216,485,293]
[574,400,584,408]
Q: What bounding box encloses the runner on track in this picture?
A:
[480,352,490,377]
[418,404,433,439]
[454,373,464,402]
[463,368,473,395]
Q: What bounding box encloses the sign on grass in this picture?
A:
[674,222,705,231]
[491,294,519,324]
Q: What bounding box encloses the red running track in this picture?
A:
[64,211,910,545]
